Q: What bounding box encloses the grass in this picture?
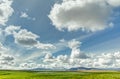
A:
[0,70,120,79]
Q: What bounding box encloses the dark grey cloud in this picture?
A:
[15,38,38,46]
[2,56,14,61]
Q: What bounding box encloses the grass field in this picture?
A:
[0,70,120,79]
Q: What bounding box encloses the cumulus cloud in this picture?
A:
[49,0,112,32]
[43,53,56,63]
[43,51,120,69]
[0,44,15,67]
[42,39,120,69]
[43,54,70,69]
[0,43,14,58]
[0,25,56,68]
[19,63,38,69]
[6,27,56,50]
[57,55,68,63]
[68,39,89,59]
[14,29,39,46]
[0,0,14,25]
[43,39,90,69]
[4,25,21,36]
[70,48,89,59]
[68,39,81,49]
[1,33,120,69]
[44,53,53,59]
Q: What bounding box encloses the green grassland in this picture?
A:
[0,70,120,79]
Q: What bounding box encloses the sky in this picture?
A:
[0,0,120,69]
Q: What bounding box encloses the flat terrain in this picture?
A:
[0,70,120,79]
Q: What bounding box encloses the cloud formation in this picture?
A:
[13,28,55,50]
[0,0,120,70]
[0,44,15,68]
[5,25,21,36]
[0,0,14,25]
[42,39,120,69]
[2,56,14,61]
[1,38,120,69]
[43,51,120,69]
[5,25,56,50]
[68,39,88,59]
[14,29,39,46]
[49,0,113,32]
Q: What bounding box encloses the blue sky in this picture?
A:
[0,0,120,69]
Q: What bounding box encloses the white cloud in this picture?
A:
[1,42,120,69]
[68,39,81,49]
[35,43,56,50]
[0,0,14,25]
[107,0,120,7]
[43,39,89,69]
[20,12,29,18]
[70,48,89,59]
[0,43,6,51]
[7,26,56,50]
[0,61,14,66]
[68,39,88,59]
[44,54,68,64]
[14,29,39,46]
[4,25,39,47]
[1,33,120,69]
[0,26,56,69]
[41,39,120,69]
[20,12,36,21]
[19,62,38,69]
[43,51,120,69]
[57,55,68,63]
[4,25,21,36]
[49,0,112,32]
[0,43,16,68]
[44,53,53,59]
[0,43,10,55]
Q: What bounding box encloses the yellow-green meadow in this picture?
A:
[0,70,120,79]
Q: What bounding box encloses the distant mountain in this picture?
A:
[69,67,99,71]
[29,67,120,71]
[31,68,67,71]
[30,67,99,71]
[69,67,120,71]
[30,68,52,71]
